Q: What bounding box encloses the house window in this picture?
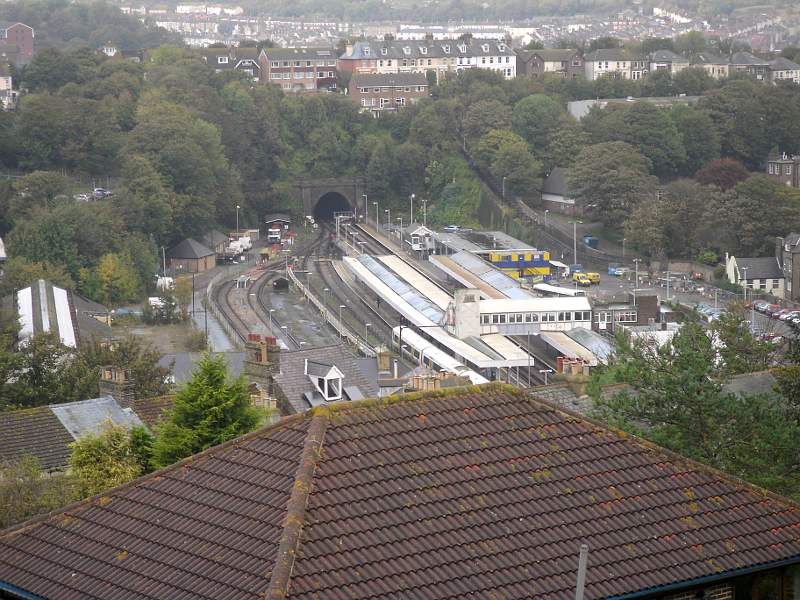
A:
[773,279,780,287]
[482,44,489,52]
[283,73,290,79]
[379,60,384,67]
[282,61,289,67]
[381,47,387,55]
[318,71,324,78]
[270,73,281,79]
[396,97,405,106]
[787,165,793,175]
[769,164,774,174]
[427,58,432,65]
[373,87,380,92]
[218,56,228,64]
[270,61,279,67]
[403,46,411,55]
[363,47,370,56]
[489,57,494,64]
[420,47,428,55]
[492,314,500,324]
[443,45,451,53]
[361,98,367,106]
[294,72,303,78]
[328,71,334,78]
[294,61,301,67]
[498,43,506,51]
[380,98,390,107]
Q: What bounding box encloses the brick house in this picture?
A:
[349,72,429,114]
[515,48,583,79]
[0,22,33,64]
[258,47,338,92]
[766,152,800,188]
[648,49,690,74]
[2,385,800,599]
[338,38,516,82]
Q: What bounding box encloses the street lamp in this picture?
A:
[544,209,549,228]
[622,237,626,262]
[362,193,368,222]
[365,322,371,343]
[569,220,582,266]
[539,368,554,385]
[269,308,275,331]
[502,176,507,199]
[740,266,748,302]
[632,258,642,306]
[236,204,240,237]
[322,287,330,314]
[357,241,367,254]
[410,193,415,224]
[384,208,391,230]
[422,198,428,227]
[397,217,403,246]
[338,304,346,339]
[373,201,378,229]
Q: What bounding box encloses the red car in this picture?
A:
[772,309,791,320]
[763,304,781,316]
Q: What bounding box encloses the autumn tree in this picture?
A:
[694,158,750,190]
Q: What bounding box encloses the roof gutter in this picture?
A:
[606,555,800,600]
[0,580,46,600]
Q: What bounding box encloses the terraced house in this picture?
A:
[1,385,799,599]
[339,38,516,82]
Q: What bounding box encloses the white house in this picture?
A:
[583,48,647,81]
[725,254,785,299]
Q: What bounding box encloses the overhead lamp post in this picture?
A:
[422,198,428,227]
[632,259,641,306]
[622,237,627,262]
[322,287,330,315]
[338,304,346,339]
[362,193,368,222]
[569,220,583,267]
[373,201,378,229]
[502,176,507,199]
[397,217,403,246]
[409,193,415,224]
[544,209,549,228]
[236,204,241,237]
[365,322,371,343]
[357,240,367,254]
[269,308,275,332]
[539,368,554,385]
[385,208,391,230]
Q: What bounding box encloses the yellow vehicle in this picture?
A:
[586,272,601,284]
[572,273,592,286]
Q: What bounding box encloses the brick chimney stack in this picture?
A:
[98,366,135,408]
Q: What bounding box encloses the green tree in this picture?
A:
[670,105,720,176]
[474,129,541,197]
[69,422,152,496]
[538,118,589,170]
[511,94,564,154]
[673,67,716,96]
[462,99,511,140]
[712,307,776,376]
[151,354,259,468]
[0,456,79,529]
[0,256,74,298]
[94,252,142,305]
[566,142,658,227]
[640,69,674,97]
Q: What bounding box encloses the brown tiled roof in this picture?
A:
[0,407,74,471]
[131,395,174,428]
[2,385,800,599]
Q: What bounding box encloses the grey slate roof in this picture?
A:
[352,72,428,88]
[166,238,215,260]
[693,52,728,65]
[736,256,783,280]
[769,56,800,71]
[542,167,568,196]
[531,48,579,62]
[730,51,768,66]
[722,370,778,398]
[344,38,514,61]
[584,48,641,62]
[274,344,378,413]
[262,47,336,61]
[200,229,228,250]
[650,49,688,62]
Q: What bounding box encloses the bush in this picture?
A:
[697,249,719,265]
[185,329,208,352]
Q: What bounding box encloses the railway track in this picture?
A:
[212,278,250,343]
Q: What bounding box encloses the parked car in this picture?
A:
[73,193,91,202]
[572,273,591,287]
[585,272,601,284]
[93,187,112,199]
[779,310,800,321]
[772,309,791,320]
[764,304,781,316]
[752,300,769,312]
[442,225,460,233]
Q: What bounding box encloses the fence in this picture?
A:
[286,265,376,358]
[204,258,257,349]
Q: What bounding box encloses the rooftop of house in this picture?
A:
[200,229,229,249]
[730,51,769,66]
[769,56,800,71]
[261,46,336,61]
[351,71,428,88]
[0,396,145,471]
[2,384,800,599]
[274,344,378,413]
[583,47,643,61]
[343,38,514,61]
[542,167,568,196]
[735,256,784,280]
[165,237,215,260]
[650,49,689,62]
[516,48,579,62]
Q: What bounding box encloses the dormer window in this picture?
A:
[482,44,489,53]
[364,47,370,56]
[381,47,387,55]
[305,360,344,402]
[458,43,467,53]
[218,56,228,64]
[443,44,451,53]
[403,46,411,55]
[498,43,506,51]
[420,46,428,55]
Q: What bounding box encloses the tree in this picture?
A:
[0,456,79,529]
[712,306,776,376]
[92,252,142,305]
[538,118,589,170]
[474,129,542,196]
[69,422,153,496]
[587,37,621,52]
[150,354,259,468]
[0,256,74,298]
[522,39,544,50]
[695,158,750,190]
[511,94,564,154]
[566,142,658,227]
[673,67,716,96]
[462,99,511,140]
[670,105,720,176]
[640,69,674,97]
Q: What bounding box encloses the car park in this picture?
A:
[780,310,800,321]
[773,309,791,320]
